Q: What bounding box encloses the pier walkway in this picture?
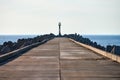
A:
[0,38,120,80]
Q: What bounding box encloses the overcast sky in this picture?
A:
[0,0,120,35]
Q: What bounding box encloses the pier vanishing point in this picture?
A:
[0,37,120,80]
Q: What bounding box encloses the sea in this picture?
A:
[0,35,37,45]
[0,35,120,47]
[83,35,120,47]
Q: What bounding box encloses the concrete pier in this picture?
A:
[0,38,120,80]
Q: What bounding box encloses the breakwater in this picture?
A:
[0,33,120,56]
[0,34,55,55]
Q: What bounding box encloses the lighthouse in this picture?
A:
[58,22,61,36]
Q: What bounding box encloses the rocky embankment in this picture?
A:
[0,34,55,55]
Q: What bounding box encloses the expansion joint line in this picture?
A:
[58,38,62,80]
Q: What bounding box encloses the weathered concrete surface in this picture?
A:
[0,38,120,80]
[70,39,120,63]
[0,41,46,63]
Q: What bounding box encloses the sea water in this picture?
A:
[0,35,37,45]
[83,35,120,47]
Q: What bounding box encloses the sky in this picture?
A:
[0,0,120,35]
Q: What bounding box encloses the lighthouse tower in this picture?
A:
[58,22,61,37]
